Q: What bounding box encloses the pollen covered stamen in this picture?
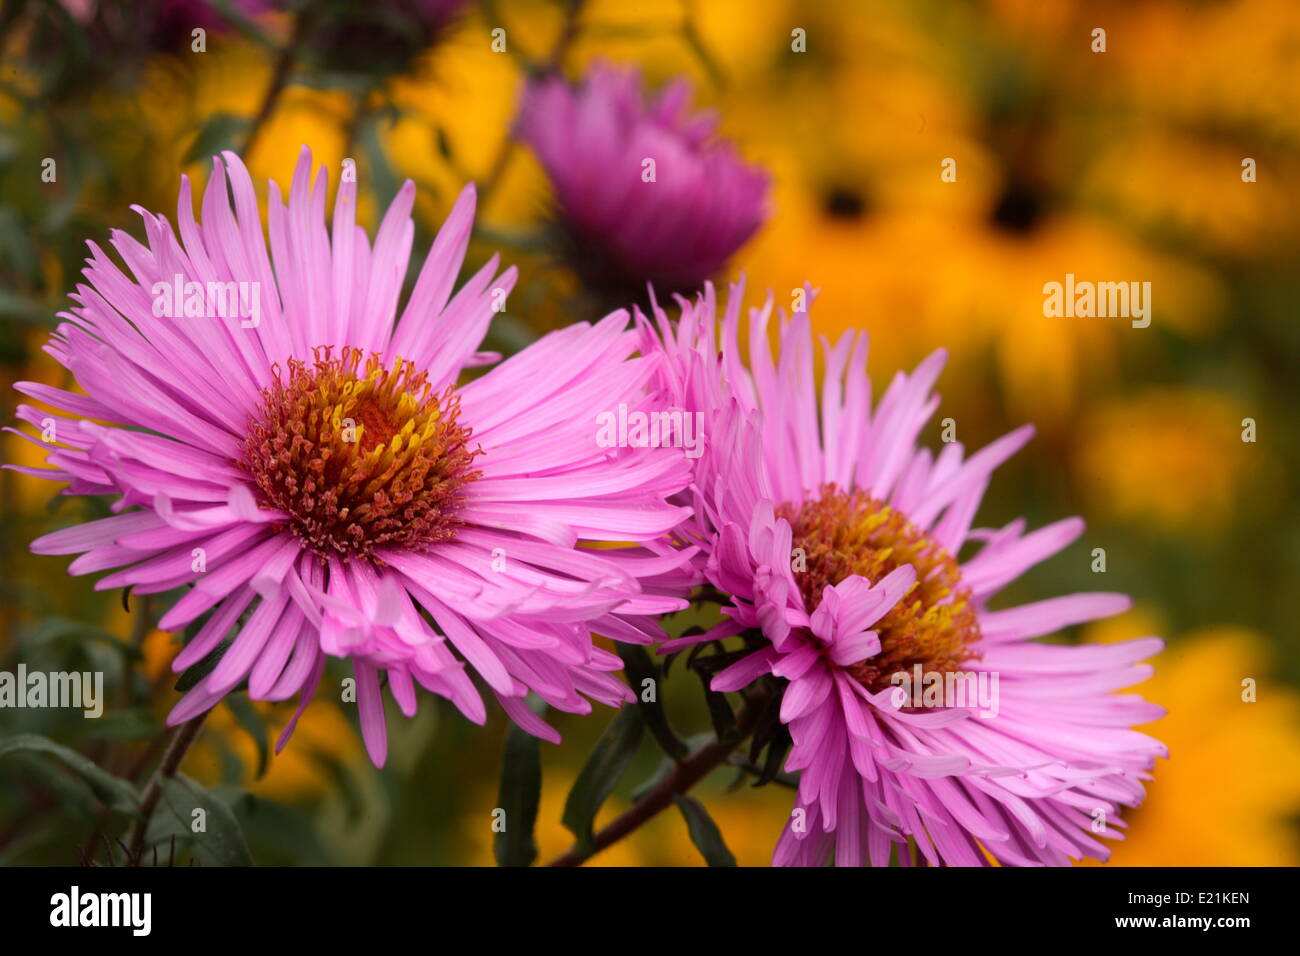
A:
[780,485,980,694]
[241,346,480,560]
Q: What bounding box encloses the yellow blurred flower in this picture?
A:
[1080,129,1300,261]
[1081,609,1300,866]
[163,43,350,191]
[987,0,1300,260]
[1073,387,1277,536]
[716,0,1225,428]
[1099,0,1300,144]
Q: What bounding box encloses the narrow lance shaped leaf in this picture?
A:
[696,669,736,740]
[673,794,737,867]
[747,699,792,787]
[688,642,751,742]
[616,643,687,760]
[0,734,139,815]
[561,705,644,855]
[174,612,235,693]
[494,720,543,867]
[756,725,793,787]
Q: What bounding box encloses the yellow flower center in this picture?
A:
[241,347,480,560]
[779,486,981,693]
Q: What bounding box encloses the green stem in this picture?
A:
[546,689,768,866]
[241,15,307,157]
[126,712,209,862]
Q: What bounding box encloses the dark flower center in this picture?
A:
[241,347,480,561]
[989,177,1047,234]
[779,486,981,693]
[821,186,870,221]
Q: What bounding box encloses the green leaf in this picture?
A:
[184,113,250,166]
[153,774,253,867]
[5,753,102,824]
[0,733,138,815]
[561,705,643,854]
[84,707,160,742]
[360,122,402,215]
[493,720,542,867]
[24,616,140,659]
[224,696,269,780]
[616,643,687,760]
[0,209,40,285]
[174,613,236,693]
[631,733,714,801]
[0,819,56,865]
[630,755,674,803]
[754,725,793,787]
[307,746,368,824]
[696,669,736,740]
[673,794,737,867]
[0,289,47,322]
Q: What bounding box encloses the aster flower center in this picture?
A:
[779,486,981,693]
[240,346,480,560]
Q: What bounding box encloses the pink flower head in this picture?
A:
[642,280,1167,866]
[518,62,769,301]
[10,146,695,767]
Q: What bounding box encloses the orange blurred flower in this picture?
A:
[1081,609,1300,866]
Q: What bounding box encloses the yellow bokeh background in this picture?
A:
[2,0,1297,866]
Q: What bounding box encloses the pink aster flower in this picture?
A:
[9,146,693,767]
[517,62,769,302]
[642,280,1167,867]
